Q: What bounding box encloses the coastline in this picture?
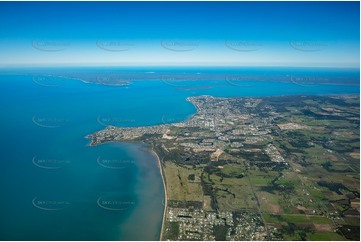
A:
[87,140,168,240]
[150,147,168,241]
[85,94,359,240]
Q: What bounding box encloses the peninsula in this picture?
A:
[87,95,360,241]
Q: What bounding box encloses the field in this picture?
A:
[164,161,203,202]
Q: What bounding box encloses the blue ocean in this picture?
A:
[0,67,359,240]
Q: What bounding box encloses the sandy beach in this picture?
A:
[151,148,168,241]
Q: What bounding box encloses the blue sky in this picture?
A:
[0,1,359,67]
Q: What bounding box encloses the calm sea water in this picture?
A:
[0,67,359,240]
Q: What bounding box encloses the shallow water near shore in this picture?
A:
[0,67,359,240]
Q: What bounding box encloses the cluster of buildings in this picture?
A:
[264,144,286,163]
[166,208,268,240]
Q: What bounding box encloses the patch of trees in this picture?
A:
[213,225,230,241]
[317,181,349,195]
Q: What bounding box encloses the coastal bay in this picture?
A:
[0,67,359,240]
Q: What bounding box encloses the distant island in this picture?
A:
[87,94,360,241]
